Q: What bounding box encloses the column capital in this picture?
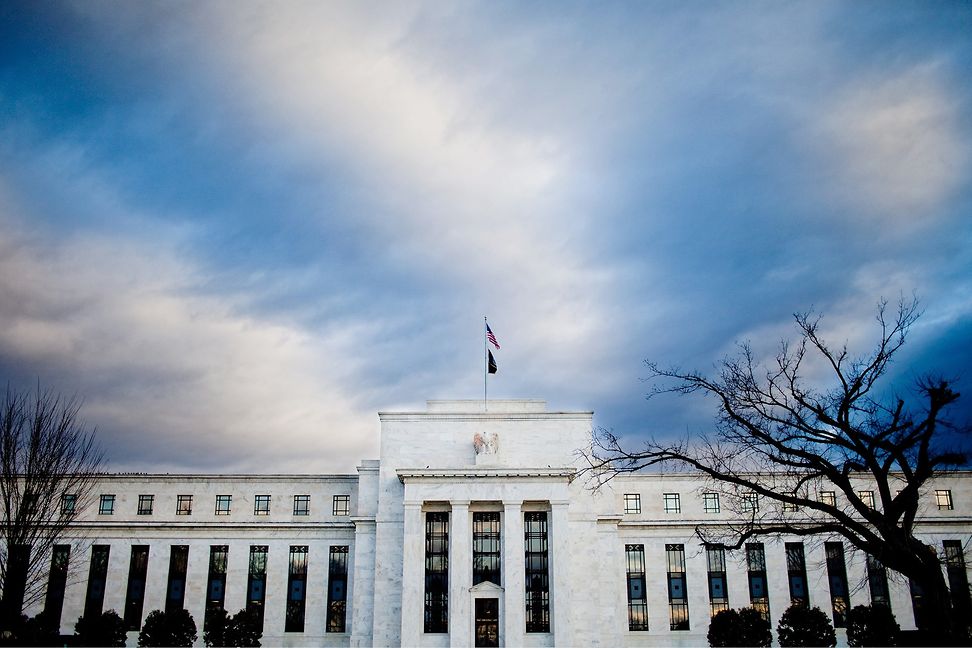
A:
[403,501,423,510]
[502,500,522,511]
[450,499,471,508]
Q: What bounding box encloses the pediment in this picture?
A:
[469,580,504,593]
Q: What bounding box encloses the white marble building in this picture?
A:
[30,400,972,646]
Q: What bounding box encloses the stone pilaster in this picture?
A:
[450,501,471,647]
[502,501,524,647]
[400,502,424,647]
[551,501,571,644]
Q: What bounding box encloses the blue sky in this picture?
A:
[0,2,969,473]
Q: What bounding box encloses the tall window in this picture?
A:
[137,494,154,515]
[524,511,550,633]
[706,545,729,615]
[84,545,110,618]
[820,490,837,507]
[664,493,681,514]
[254,495,270,515]
[825,542,849,627]
[909,579,927,630]
[165,545,189,611]
[215,495,232,515]
[623,493,641,514]
[124,545,150,630]
[333,494,350,516]
[667,544,689,630]
[285,546,308,632]
[859,490,875,509]
[176,494,192,515]
[944,541,972,620]
[4,544,29,615]
[44,545,70,627]
[327,546,349,633]
[625,544,648,631]
[786,542,809,607]
[473,512,501,585]
[742,493,759,513]
[866,555,890,607]
[60,494,76,516]
[747,543,770,621]
[99,494,115,515]
[247,545,268,630]
[293,495,310,516]
[936,490,954,510]
[703,493,720,514]
[425,511,449,633]
[205,545,228,629]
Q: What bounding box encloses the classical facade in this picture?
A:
[31,400,972,646]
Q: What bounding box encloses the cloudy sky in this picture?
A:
[1,2,970,473]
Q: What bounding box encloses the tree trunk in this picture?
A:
[912,551,959,645]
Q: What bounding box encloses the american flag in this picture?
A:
[486,323,500,350]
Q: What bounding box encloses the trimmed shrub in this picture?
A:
[204,608,261,648]
[138,609,197,647]
[847,604,900,647]
[74,609,127,647]
[777,604,836,647]
[708,607,772,647]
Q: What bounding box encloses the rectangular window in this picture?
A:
[667,544,689,630]
[5,545,28,616]
[215,495,231,515]
[254,495,270,515]
[624,493,641,514]
[60,493,76,516]
[625,544,649,631]
[664,493,681,514]
[706,545,729,615]
[936,489,954,510]
[473,511,501,585]
[742,492,759,513]
[859,490,875,509]
[204,545,228,630]
[165,545,189,611]
[782,500,799,512]
[786,542,809,607]
[137,494,154,515]
[124,545,150,630]
[910,578,927,630]
[293,495,310,516]
[43,545,70,627]
[327,546,349,633]
[944,541,972,620]
[866,555,890,607]
[84,545,110,618]
[285,545,308,632]
[703,492,720,514]
[820,490,837,507]
[247,545,268,630]
[425,511,449,633]
[333,494,350,516]
[524,511,550,633]
[825,542,849,627]
[176,494,192,515]
[99,494,115,515]
[747,543,770,621]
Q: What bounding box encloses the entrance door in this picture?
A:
[474,597,499,648]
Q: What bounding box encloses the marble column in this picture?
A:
[400,502,424,647]
[550,501,571,644]
[450,501,471,648]
[502,501,524,647]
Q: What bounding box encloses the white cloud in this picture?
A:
[0,190,377,473]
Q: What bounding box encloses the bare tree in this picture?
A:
[0,386,104,632]
[584,299,968,640]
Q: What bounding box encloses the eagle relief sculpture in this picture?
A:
[473,431,499,455]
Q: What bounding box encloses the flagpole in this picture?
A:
[483,316,488,412]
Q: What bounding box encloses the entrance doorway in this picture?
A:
[474,597,499,647]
